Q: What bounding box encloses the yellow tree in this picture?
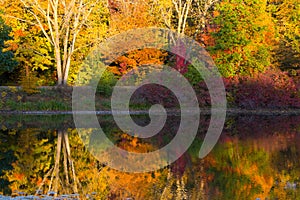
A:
[0,0,54,86]
[189,0,220,38]
[4,0,107,85]
[172,0,192,35]
[269,0,300,71]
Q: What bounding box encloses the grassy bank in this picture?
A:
[1,83,300,112]
[0,86,151,111]
[0,86,71,111]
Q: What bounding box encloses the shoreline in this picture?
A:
[1,108,300,116]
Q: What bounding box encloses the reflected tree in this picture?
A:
[206,140,274,199]
[2,128,53,195]
[270,144,300,199]
[47,129,78,195]
[0,128,16,195]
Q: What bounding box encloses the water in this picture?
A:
[0,114,300,199]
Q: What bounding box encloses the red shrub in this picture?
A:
[225,69,300,109]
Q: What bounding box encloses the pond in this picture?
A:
[0,114,300,199]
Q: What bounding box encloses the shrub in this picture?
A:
[19,74,40,94]
[225,69,300,109]
[96,70,117,97]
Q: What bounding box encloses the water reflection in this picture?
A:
[0,115,300,199]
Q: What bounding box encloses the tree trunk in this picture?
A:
[62,140,70,189]
[18,0,99,86]
[62,54,71,85]
[63,131,78,193]
[55,48,63,85]
[53,130,62,195]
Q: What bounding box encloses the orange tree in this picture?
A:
[106,0,169,77]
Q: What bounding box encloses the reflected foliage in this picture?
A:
[0,116,300,199]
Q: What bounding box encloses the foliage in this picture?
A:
[2,129,53,195]
[108,0,166,34]
[96,70,117,97]
[108,48,168,77]
[134,83,179,108]
[208,0,275,77]
[207,140,274,199]
[0,0,298,112]
[187,0,220,38]
[182,65,203,86]
[170,41,190,74]
[18,74,40,94]
[224,69,300,109]
[148,0,173,29]
[7,24,53,72]
[269,0,300,71]
[1,0,109,86]
[1,0,54,85]
[106,0,169,82]
[0,15,17,77]
[67,1,110,85]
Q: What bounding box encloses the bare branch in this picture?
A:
[49,0,55,13]
[172,0,180,14]
[47,2,55,45]
[32,0,48,19]
[182,0,192,35]
[20,0,54,45]
[59,0,76,33]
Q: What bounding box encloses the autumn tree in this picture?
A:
[153,0,218,38]
[206,141,274,199]
[188,0,220,38]
[208,0,275,77]
[5,0,106,85]
[150,0,173,29]
[1,0,109,86]
[171,0,192,35]
[0,15,18,83]
[268,0,300,71]
[66,2,110,84]
[0,0,55,86]
[105,0,168,76]
[3,129,53,195]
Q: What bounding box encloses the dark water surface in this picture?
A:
[1,114,300,199]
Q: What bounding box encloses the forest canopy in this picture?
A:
[0,0,298,87]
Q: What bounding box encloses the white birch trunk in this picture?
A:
[19,0,98,85]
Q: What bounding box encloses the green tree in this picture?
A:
[208,0,275,77]
[207,142,274,199]
[269,0,300,71]
[0,15,17,82]
[0,129,16,195]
